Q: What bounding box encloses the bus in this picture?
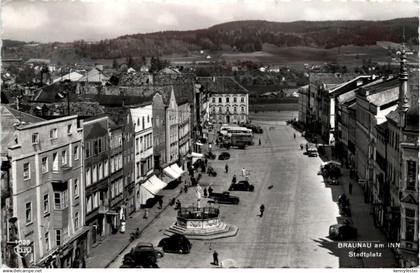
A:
[220,125,253,135]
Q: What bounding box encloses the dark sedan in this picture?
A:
[229,180,254,192]
[218,152,231,160]
[158,234,191,254]
[329,224,358,240]
[208,191,239,204]
[121,242,163,268]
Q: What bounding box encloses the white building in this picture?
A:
[202,77,249,124]
[129,103,154,209]
[165,88,179,164]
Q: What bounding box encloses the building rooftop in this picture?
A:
[367,86,399,107]
[309,73,359,86]
[1,105,45,149]
[33,81,78,103]
[198,77,249,94]
[79,68,109,83]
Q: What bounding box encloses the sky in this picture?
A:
[2,0,419,43]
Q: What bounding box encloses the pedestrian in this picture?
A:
[205,158,208,166]
[208,186,213,196]
[293,133,296,139]
[349,182,353,195]
[184,184,188,193]
[158,198,163,209]
[176,199,181,210]
[209,143,212,152]
[143,209,149,219]
[259,138,261,145]
[300,144,304,150]
[225,164,229,173]
[232,175,237,184]
[242,168,246,177]
[259,204,265,217]
[204,187,208,198]
[213,250,219,266]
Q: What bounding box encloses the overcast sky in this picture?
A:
[2,0,418,43]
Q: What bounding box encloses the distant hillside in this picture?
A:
[2,17,418,62]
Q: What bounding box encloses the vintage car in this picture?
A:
[208,191,239,205]
[329,224,357,240]
[158,234,191,254]
[121,242,163,268]
[229,180,255,192]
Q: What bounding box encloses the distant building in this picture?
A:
[298,85,309,124]
[201,77,249,124]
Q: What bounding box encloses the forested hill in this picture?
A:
[3,17,418,60]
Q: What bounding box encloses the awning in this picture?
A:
[170,164,185,176]
[191,152,204,158]
[139,175,168,205]
[164,166,181,180]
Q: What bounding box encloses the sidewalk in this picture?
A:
[338,168,398,267]
[86,179,185,268]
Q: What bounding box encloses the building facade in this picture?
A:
[130,103,154,209]
[7,115,88,267]
[152,93,166,171]
[178,101,191,170]
[166,88,179,165]
[81,115,111,252]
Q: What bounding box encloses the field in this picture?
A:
[249,103,299,113]
[249,109,299,121]
[160,43,403,71]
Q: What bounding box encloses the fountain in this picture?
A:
[165,206,239,240]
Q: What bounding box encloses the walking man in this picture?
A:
[259,138,261,145]
[225,164,229,173]
[158,198,163,209]
[259,204,265,217]
[213,250,219,266]
[349,182,353,195]
[232,175,237,184]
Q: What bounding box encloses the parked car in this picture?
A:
[208,191,239,204]
[242,123,263,134]
[205,152,216,160]
[329,224,357,240]
[122,242,163,268]
[218,152,231,160]
[229,180,254,192]
[158,234,191,254]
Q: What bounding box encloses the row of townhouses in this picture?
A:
[0,76,249,268]
[298,49,419,267]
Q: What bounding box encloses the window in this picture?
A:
[61,150,68,166]
[74,212,79,230]
[226,97,229,103]
[406,208,416,218]
[406,218,415,241]
[136,138,139,154]
[50,128,57,139]
[92,165,97,183]
[73,146,79,160]
[74,178,79,198]
[45,232,50,251]
[241,97,244,103]
[55,230,61,246]
[54,190,68,210]
[32,133,39,144]
[147,115,150,123]
[234,106,237,113]
[93,140,99,155]
[233,97,237,103]
[241,107,245,113]
[43,194,49,214]
[25,202,32,224]
[136,162,140,178]
[219,98,222,103]
[137,118,140,127]
[212,97,216,103]
[87,196,92,213]
[53,153,58,171]
[226,106,230,112]
[407,160,417,190]
[142,117,145,130]
[219,107,222,113]
[42,157,48,173]
[23,162,30,180]
[98,137,102,153]
[104,160,109,177]
[98,163,103,180]
[67,124,72,135]
[85,142,90,158]
[86,168,91,186]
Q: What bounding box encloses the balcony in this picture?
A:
[47,165,73,182]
